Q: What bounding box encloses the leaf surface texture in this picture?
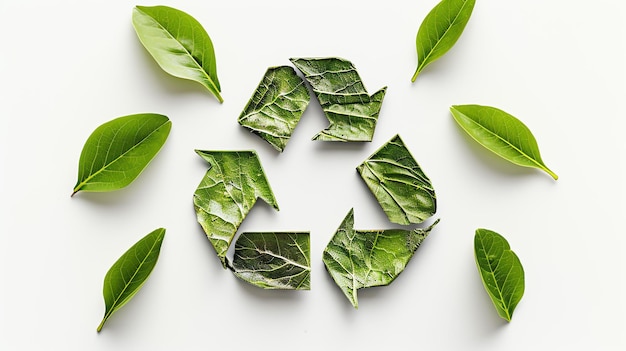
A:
[132,5,223,102]
[474,228,525,322]
[323,209,438,308]
[238,66,310,151]
[412,0,475,81]
[193,150,279,267]
[291,57,386,141]
[450,104,558,179]
[73,113,171,195]
[357,134,436,225]
[232,232,311,289]
[98,228,166,332]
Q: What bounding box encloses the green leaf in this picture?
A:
[290,57,386,141]
[474,228,525,322]
[193,150,279,268]
[412,0,475,81]
[357,134,437,225]
[97,228,166,332]
[238,66,310,152]
[132,5,223,102]
[450,104,558,179]
[231,232,311,290]
[323,209,438,308]
[72,113,171,196]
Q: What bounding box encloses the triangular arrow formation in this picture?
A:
[199,62,438,297]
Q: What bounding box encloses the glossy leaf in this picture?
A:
[290,57,386,141]
[474,228,525,322]
[72,113,171,196]
[238,66,310,152]
[357,134,437,225]
[132,5,223,102]
[450,104,558,179]
[193,150,279,268]
[97,228,165,332]
[412,0,475,81]
[323,209,438,308]
[231,232,311,289]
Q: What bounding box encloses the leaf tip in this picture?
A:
[428,218,441,229]
[71,182,84,197]
[155,227,167,239]
[194,149,212,164]
[375,86,388,94]
[449,105,462,116]
[268,201,280,212]
[355,162,364,174]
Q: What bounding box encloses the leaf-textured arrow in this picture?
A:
[238,66,310,152]
[323,209,439,308]
[231,232,311,290]
[193,150,279,268]
[290,57,386,141]
[357,134,437,225]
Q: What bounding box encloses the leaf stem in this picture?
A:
[411,68,420,82]
[543,167,558,180]
[97,317,107,332]
[215,90,224,103]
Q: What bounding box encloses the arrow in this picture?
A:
[322,208,439,308]
[237,66,310,152]
[290,57,387,142]
[357,134,437,225]
[193,150,279,268]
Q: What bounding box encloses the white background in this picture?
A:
[1,0,624,350]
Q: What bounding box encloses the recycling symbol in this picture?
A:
[194,57,438,307]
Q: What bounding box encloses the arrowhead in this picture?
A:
[193,150,279,268]
[312,87,386,141]
[323,208,360,308]
[323,209,439,308]
[290,57,386,142]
